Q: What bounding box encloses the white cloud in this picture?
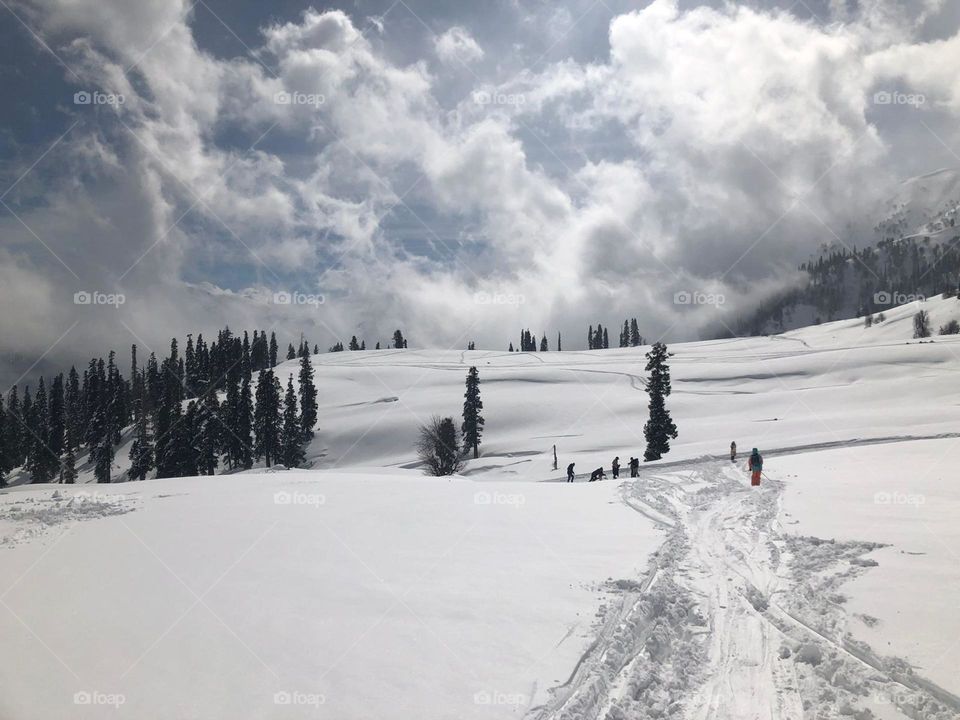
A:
[434,26,484,65]
[3,0,960,384]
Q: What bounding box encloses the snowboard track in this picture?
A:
[528,461,960,720]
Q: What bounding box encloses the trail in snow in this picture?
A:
[529,461,960,720]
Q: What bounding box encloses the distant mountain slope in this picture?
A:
[734,169,960,336]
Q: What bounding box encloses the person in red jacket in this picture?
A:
[747,448,763,486]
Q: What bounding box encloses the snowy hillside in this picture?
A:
[2,297,960,719]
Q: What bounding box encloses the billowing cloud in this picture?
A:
[2,0,960,386]
[434,26,484,64]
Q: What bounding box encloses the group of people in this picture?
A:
[565,455,642,483]
[565,443,764,486]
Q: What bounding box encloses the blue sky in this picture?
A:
[2,0,960,386]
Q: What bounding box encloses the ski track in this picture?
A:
[529,459,960,720]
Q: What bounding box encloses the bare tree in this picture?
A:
[417,416,466,476]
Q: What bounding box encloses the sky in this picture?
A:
[2,0,960,386]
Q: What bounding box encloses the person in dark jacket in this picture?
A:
[612,457,620,479]
[566,463,576,483]
[730,441,737,462]
[747,448,763,486]
[589,467,605,482]
[629,457,640,477]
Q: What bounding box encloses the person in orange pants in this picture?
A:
[747,448,763,486]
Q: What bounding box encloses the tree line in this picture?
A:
[0,327,319,486]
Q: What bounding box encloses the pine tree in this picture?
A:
[643,342,678,461]
[128,400,154,481]
[48,373,65,459]
[349,336,360,351]
[393,330,405,349]
[280,377,305,468]
[60,446,77,484]
[298,352,318,441]
[630,319,641,347]
[29,378,57,483]
[620,320,629,348]
[287,343,296,360]
[65,367,81,450]
[508,343,514,352]
[461,367,485,459]
[540,335,548,351]
[89,406,114,483]
[557,332,562,352]
[253,369,282,467]
[603,327,609,349]
[269,332,279,367]
[913,310,931,339]
[588,325,594,350]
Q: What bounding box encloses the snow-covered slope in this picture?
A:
[2,296,959,719]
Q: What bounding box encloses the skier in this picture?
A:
[566,462,576,483]
[747,448,763,486]
[612,456,620,479]
[589,467,605,482]
[629,457,640,478]
[730,441,737,462]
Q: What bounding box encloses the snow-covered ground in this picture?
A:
[2,295,960,719]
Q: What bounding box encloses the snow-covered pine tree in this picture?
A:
[630,318,641,346]
[30,377,57,483]
[253,369,282,467]
[128,399,154,481]
[461,367,485,459]
[540,335,548,351]
[65,367,81,451]
[89,406,114,483]
[643,342,678,461]
[48,373,65,460]
[236,374,254,469]
[588,325,594,350]
[603,327,609,349]
[280,376,305,468]
[60,446,77,484]
[269,332,279,367]
[287,343,296,360]
[349,336,360,351]
[298,352,318,441]
[393,330,405,349]
[196,392,221,476]
[557,332,562,352]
